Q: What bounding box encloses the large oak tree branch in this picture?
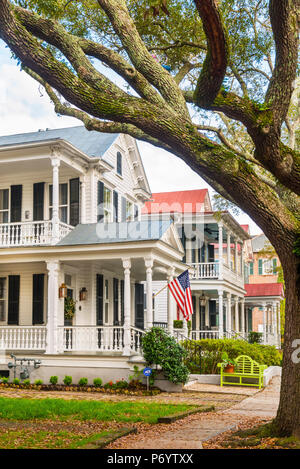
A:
[96,0,190,119]
[193,0,228,107]
[266,0,300,124]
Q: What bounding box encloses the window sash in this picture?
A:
[0,277,6,322]
[49,183,68,223]
[103,187,112,222]
[126,201,134,221]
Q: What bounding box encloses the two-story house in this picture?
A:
[244,233,283,347]
[0,126,186,382]
[142,190,251,341]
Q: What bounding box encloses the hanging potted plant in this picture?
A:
[64,297,76,320]
[221,352,237,373]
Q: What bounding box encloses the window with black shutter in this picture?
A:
[116,152,122,176]
[113,278,119,325]
[10,185,22,222]
[33,183,45,221]
[113,191,118,222]
[135,283,144,330]
[209,300,217,328]
[32,274,44,324]
[96,274,104,325]
[208,244,215,262]
[8,275,20,325]
[192,296,196,330]
[97,181,104,222]
[69,178,80,226]
[134,204,139,220]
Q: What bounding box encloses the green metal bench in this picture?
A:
[217,354,267,389]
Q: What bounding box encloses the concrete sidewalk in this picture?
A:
[108,377,281,449]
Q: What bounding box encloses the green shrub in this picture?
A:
[22,379,30,386]
[142,327,189,384]
[13,378,20,385]
[63,376,72,386]
[115,379,129,389]
[182,338,282,374]
[49,376,58,385]
[173,320,183,329]
[34,379,43,386]
[93,378,102,387]
[0,377,8,384]
[248,332,263,344]
[78,377,88,386]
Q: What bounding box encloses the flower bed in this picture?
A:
[0,382,161,396]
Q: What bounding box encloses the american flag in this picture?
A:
[168,270,193,321]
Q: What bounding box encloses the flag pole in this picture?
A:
[152,267,194,298]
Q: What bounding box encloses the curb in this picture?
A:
[157,405,215,424]
[80,427,138,449]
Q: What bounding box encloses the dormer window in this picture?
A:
[116,152,122,176]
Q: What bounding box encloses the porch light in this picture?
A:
[59,283,67,299]
[200,293,206,307]
[79,287,87,301]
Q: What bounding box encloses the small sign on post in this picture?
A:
[143,367,152,391]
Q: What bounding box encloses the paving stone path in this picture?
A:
[107,377,281,449]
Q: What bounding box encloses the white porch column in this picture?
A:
[122,259,131,355]
[234,296,239,332]
[241,298,245,337]
[218,223,224,280]
[240,243,244,277]
[226,292,232,336]
[272,301,277,344]
[218,289,224,338]
[167,267,175,335]
[227,230,231,267]
[46,261,60,354]
[262,302,267,344]
[277,302,281,348]
[51,158,60,244]
[145,258,153,330]
[234,239,238,274]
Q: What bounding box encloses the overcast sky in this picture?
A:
[0,41,261,235]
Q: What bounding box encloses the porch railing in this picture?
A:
[0,326,46,350]
[57,325,146,353]
[190,262,219,279]
[190,330,220,340]
[0,220,73,247]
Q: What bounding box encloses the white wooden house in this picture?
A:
[142,190,252,341]
[0,126,185,382]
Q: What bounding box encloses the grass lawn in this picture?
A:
[0,397,199,449]
[0,396,196,424]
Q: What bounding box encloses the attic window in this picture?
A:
[116,152,122,176]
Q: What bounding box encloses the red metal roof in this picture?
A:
[142,189,208,214]
[245,283,284,297]
[241,224,250,233]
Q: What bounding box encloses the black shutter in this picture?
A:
[135,283,144,330]
[208,244,215,262]
[8,275,20,325]
[117,152,122,175]
[121,196,127,222]
[33,183,45,221]
[113,191,118,222]
[192,296,196,330]
[113,278,119,325]
[69,178,80,226]
[120,279,124,325]
[97,181,104,222]
[10,185,22,222]
[209,300,216,328]
[32,274,44,324]
[180,225,186,263]
[96,274,104,325]
[134,204,139,220]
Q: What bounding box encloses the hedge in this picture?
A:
[183,339,282,374]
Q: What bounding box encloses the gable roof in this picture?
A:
[245,283,284,297]
[142,189,209,214]
[251,233,272,252]
[57,220,175,246]
[0,126,119,158]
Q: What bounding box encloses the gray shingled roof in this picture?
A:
[58,220,173,246]
[0,126,119,158]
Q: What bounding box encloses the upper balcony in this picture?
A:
[189,261,244,288]
[0,220,73,247]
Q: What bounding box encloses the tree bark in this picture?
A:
[273,248,300,437]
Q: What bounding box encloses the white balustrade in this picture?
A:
[190,330,220,340]
[58,326,125,352]
[130,327,145,354]
[0,221,73,247]
[190,262,219,279]
[0,326,46,350]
